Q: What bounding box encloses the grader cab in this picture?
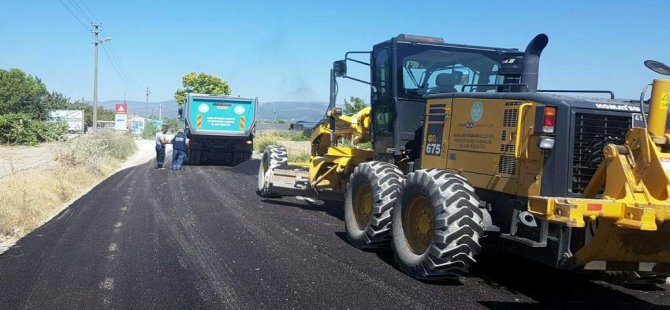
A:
[258,33,670,281]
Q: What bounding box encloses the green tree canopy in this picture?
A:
[174,72,231,106]
[42,91,73,111]
[343,96,367,114]
[0,69,49,118]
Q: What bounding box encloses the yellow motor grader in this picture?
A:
[258,33,670,280]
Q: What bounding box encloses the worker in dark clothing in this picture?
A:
[155,127,169,169]
[171,128,188,170]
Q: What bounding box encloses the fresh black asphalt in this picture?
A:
[1,160,670,309]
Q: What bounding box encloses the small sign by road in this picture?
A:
[115,103,128,114]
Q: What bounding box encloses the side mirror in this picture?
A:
[333,60,347,77]
[178,107,184,120]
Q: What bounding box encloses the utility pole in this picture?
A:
[91,24,111,132]
[145,87,151,117]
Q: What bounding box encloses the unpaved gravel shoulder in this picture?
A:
[0,143,59,179]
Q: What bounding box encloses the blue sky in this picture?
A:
[0,0,665,104]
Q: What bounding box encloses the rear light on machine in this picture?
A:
[538,106,556,151]
[246,140,253,145]
[543,107,556,134]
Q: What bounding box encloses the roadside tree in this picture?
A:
[174,72,231,106]
[343,96,366,114]
[0,69,49,119]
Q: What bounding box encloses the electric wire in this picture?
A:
[101,44,142,91]
[67,0,93,24]
[106,43,143,89]
[58,0,89,30]
[59,0,143,94]
[73,0,99,22]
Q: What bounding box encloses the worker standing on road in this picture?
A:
[155,127,169,169]
[171,128,188,170]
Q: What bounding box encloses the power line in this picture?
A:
[58,0,89,30]
[74,0,99,22]
[106,43,142,88]
[101,44,141,91]
[60,0,144,98]
[100,45,126,84]
[106,45,143,91]
[67,0,93,24]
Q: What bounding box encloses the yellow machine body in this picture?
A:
[303,107,374,193]
[421,98,543,197]
[421,80,670,268]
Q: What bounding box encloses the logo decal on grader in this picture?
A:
[471,101,483,122]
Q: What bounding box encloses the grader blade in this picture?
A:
[576,220,670,270]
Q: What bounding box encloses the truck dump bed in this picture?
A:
[183,94,256,166]
[185,95,256,137]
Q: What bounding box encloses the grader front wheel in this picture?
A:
[344,162,404,249]
[392,170,484,280]
[257,145,288,197]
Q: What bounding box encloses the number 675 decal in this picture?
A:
[425,143,442,155]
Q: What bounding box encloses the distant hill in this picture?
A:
[257,101,327,122]
[98,99,327,122]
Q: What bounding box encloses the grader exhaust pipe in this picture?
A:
[521,33,549,92]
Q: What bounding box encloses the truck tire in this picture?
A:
[257,146,288,197]
[231,150,252,166]
[392,169,484,280]
[344,161,403,249]
[189,150,201,165]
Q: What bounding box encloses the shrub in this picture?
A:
[0,113,67,145]
[288,131,309,141]
[142,120,159,139]
[288,151,310,163]
[254,134,280,152]
[58,132,136,175]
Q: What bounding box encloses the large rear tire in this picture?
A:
[257,146,288,197]
[344,161,403,249]
[392,169,484,280]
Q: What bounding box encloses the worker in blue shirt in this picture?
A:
[171,128,188,170]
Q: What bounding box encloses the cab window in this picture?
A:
[400,49,501,99]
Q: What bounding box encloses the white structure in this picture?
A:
[48,110,85,133]
[128,115,146,134]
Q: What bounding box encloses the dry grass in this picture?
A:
[254,130,370,163]
[0,133,136,239]
[254,130,311,163]
[282,141,311,163]
[254,130,310,153]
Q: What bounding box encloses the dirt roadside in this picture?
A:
[0,139,156,254]
[0,143,59,179]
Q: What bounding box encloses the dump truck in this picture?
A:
[179,94,256,165]
[258,33,670,282]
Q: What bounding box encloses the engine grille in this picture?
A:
[571,112,631,194]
